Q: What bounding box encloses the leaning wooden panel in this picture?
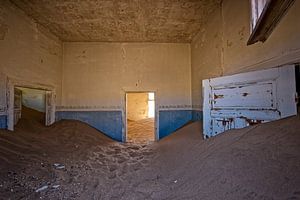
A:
[203,65,297,138]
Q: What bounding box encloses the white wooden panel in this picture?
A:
[0,73,6,115]
[14,88,22,125]
[203,79,212,138]
[45,91,56,126]
[7,80,14,131]
[203,65,297,138]
[212,81,275,109]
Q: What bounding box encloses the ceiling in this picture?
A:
[11,0,221,43]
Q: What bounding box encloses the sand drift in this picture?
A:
[0,108,299,199]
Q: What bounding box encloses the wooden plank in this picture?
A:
[203,65,297,138]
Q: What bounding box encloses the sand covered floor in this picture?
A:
[127,118,155,143]
[0,109,300,199]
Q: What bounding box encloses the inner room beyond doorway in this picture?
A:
[14,87,46,126]
[126,92,155,143]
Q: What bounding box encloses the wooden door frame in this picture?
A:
[123,90,158,142]
[6,77,56,131]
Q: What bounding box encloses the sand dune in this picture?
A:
[0,108,299,199]
[149,117,300,200]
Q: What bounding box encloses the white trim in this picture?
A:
[56,105,192,112]
[56,106,122,112]
[0,73,7,115]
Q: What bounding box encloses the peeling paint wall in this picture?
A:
[127,93,149,121]
[222,0,300,74]
[191,0,300,111]
[0,0,63,118]
[60,42,191,139]
[191,7,223,111]
[61,42,191,109]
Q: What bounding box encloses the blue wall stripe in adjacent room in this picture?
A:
[0,115,7,129]
[56,111,123,142]
[158,110,192,139]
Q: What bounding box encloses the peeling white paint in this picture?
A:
[203,65,297,138]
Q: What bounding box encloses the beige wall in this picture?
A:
[191,0,300,110]
[191,7,223,110]
[222,0,300,74]
[127,93,148,121]
[61,42,191,111]
[2,0,299,116]
[0,0,63,113]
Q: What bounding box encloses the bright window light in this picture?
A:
[148,92,155,118]
[148,92,154,100]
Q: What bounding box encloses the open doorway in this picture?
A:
[6,78,56,131]
[126,92,155,143]
[13,87,46,127]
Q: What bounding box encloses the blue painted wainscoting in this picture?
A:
[158,110,192,139]
[192,110,203,122]
[0,115,7,129]
[56,110,203,142]
[56,111,123,142]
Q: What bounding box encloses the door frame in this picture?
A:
[6,77,56,131]
[123,91,158,142]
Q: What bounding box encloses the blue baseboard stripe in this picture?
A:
[158,110,192,139]
[0,115,7,129]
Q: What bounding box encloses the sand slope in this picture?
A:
[0,108,299,199]
[148,117,300,200]
[127,118,155,143]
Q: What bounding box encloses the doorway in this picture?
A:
[6,79,56,131]
[13,87,47,127]
[126,92,155,143]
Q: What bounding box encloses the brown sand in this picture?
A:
[0,108,299,199]
[127,118,155,144]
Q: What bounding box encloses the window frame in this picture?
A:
[247,0,295,45]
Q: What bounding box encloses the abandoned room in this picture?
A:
[0,0,299,199]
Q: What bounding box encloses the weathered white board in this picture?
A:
[14,88,22,125]
[45,91,55,126]
[203,65,297,138]
[0,73,6,115]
